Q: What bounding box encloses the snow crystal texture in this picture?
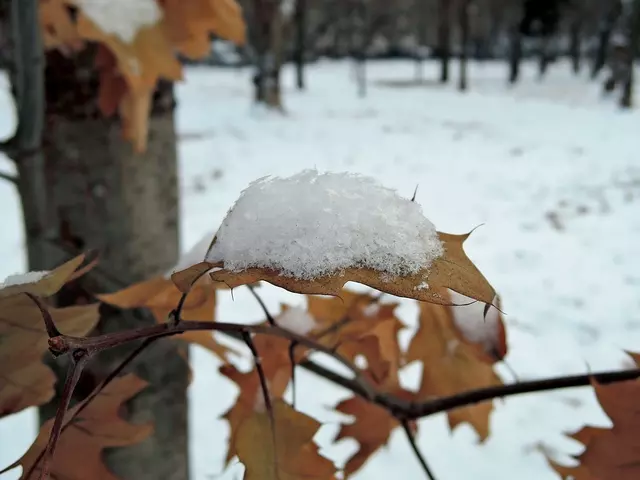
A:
[76,0,161,44]
[207,170,444,280]
[0,271,48,289]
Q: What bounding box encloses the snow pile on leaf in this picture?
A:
[74,0,161,44]
[0,271,49,289]
[206,170,444,280]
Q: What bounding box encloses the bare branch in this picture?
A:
[0,170,18,184]
[400,420,436,480]
[33,351,90,480]
[247,284,276,326]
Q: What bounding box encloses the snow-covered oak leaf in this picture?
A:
[39,0,84,52]
[220,360,292,464]
[172,171,495,306]
[406,298,503,440]
[234,400,338,480]
[1,374,152,480]
[334,389,417,477]
[552,353,640,480]
[0,255,100,417]
[448,290,507,361]
[161,0,246,58]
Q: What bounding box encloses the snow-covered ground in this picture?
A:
[1,59,640,480]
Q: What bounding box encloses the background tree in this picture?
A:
[0,0,245,478]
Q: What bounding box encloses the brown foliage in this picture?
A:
[552,352,640,480]
[406,291,504,440]
[0,255,99,416]
[1,374,152,480]
[234,400,338,480]
[39,0,246,151]
[172,232,496,309]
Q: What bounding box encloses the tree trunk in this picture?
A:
[570,9,583,74]
[294,0,306,90]
[414,0,427,82]
[253,0,283,108]
[592,0,622,79]
[353,0,367,97]
[438,0,451,83]
[459,0,470,91]
[21,46,189,480]
[538,35,551,78]
[621,0,640,108]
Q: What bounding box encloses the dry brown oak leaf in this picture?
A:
[97,273,232,361]
[306,290,406,389]
[0,255,99,417]
[235,399,338,480]
[173,232,496,308]
[334,384,417,477]
[161,0,246,57]
[406,293,503,441]
[1,374,152,480]
[220,329,295,464]
[551,352,640,480]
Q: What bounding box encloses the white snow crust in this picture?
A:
[276,307,317,335]
[206,170,444,280]
[0,271,48,289]
[75,0,161,44]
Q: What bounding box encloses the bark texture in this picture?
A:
[18,46,189,480]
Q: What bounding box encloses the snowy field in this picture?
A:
[1,59,640,479]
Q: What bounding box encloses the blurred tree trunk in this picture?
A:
[538,35,551,78]
[3,3,189,477]
[294,0,306,89]
[569,5,583,74]
[252,0,285,108]
[621,0,640,108]
[592,0,622,78]
[508,2,523,84]
[353,0,367,97]
[414,0,427,81]
[35,48,188,480]
[438,0,451,83]
[459,0,470,91]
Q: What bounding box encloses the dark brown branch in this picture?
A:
[401,420,436,480]
[247,284,276,326]
[0,170,18,184]
[33,351,89,480]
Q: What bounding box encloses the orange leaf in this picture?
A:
[75,12,183,93]
[234,400,337,480]
[307,290,406,389]
[1,374,152,479]
[39,0,84,52]
[405,293,503,440]
[0,256,100,416]
[554,353,640,480]
[97,274,231,361]
[161,0,246,58]
[220,358,291,464]
[334,388,416,477]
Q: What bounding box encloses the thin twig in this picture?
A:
[401,420,436,480]
[288,341,298,408]
[241,330,273,415]
[247,284,276,326]
[33,352,90,480]
[0,170,18,184]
